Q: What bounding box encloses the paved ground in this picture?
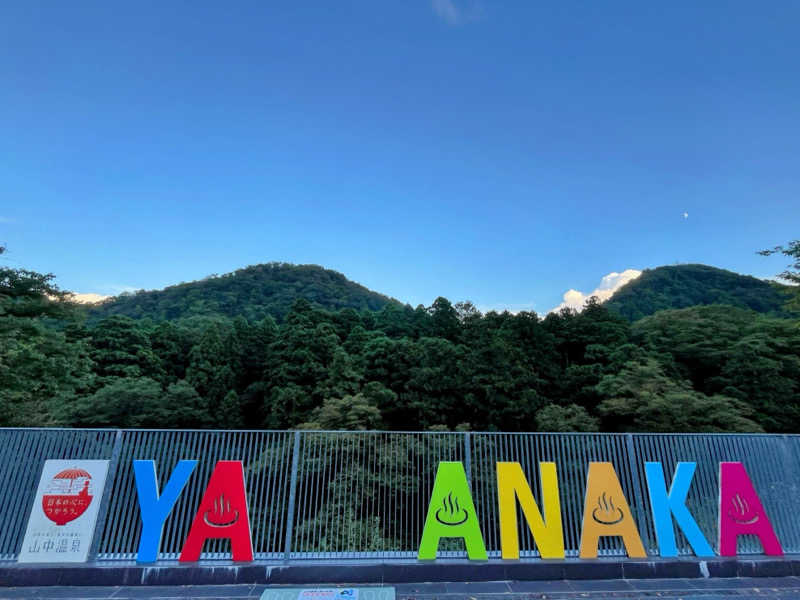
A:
[2,579,800,599]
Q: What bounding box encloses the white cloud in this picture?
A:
[550,269,642,313]
[68,283,141,303]
[431,0,480,25]
[71,293,111,304]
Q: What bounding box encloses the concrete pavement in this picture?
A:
[2,578,800,599]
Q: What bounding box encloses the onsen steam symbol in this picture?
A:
[435,492,469,526]
[728,493,759,525]
[592,492,624,525]
[203,493,239,527]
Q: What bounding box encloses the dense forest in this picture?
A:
[1,248,799,434]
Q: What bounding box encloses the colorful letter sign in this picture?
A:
[134,459,197,562]
[179,460,253,562]
[496,462,564,559]
[644,462,714,557]
[718,462,782,556]
[579,462,646,559]
[21,452,786,565]
[18,460,109,563]
[418,461,487,560]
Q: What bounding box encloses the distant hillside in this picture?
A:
[604,264,792,321]
[87,263,400,322]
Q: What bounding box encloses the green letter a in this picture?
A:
[418,461,487,560]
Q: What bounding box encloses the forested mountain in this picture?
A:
[87,262,792,326]
[3,253,799,434]
[87,263,400,322]
[604,264,792,321]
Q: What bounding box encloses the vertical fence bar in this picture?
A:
[88,429,124,561]
[283,430,301,562]
[464,432,472,487]
[624,433,649,553]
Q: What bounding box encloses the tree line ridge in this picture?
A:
[1,256,798,434]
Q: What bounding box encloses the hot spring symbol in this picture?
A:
[41,468,94,526]
[203,493,240,527]
[728,493,759,525]
[592,492,625,525]
[435,492,469,526]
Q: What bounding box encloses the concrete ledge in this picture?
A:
[1,558,799,587]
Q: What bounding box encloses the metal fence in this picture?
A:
[1,428,799,562]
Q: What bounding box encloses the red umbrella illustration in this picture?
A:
[41,468,94,526]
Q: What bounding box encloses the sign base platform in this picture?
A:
[259,587,395,600]
[0,557,799,587]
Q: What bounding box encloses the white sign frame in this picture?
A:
[18,459,110,563]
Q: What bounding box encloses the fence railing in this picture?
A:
[1,428,799,562]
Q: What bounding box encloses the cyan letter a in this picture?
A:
[134,459,197,562]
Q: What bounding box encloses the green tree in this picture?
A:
[233,315,277,389]
[760,239,800,312]
[61,377,164,428]
[89,316,162,383]
[218,390,244,429]
[403,337,466,429]
[596,358,762,433]
[0,323,93,426]
[428,297,461,341]
[760,239,800,285]
[149,321,195,385]
[185,323,238,412]
[262,304,339,427]
[0,264,93,425]
[536,404,599,432]
[300,393,383,430]
[632,305,800,432]
[315,347,361,400]
[1,267,71,320]
[264,383,311,428]
[161,380,212,428]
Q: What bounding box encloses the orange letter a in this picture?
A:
[579,462,646,559]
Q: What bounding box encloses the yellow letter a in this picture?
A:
[497,462,564,559]
[579,462,646,558]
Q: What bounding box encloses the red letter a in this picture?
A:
[179,460,253,562]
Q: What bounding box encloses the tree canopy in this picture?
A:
[4,257,799,433]
[87,263,400,323]
[605,264,792,321]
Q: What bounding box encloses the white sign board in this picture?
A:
[298,590,359,600]
[261,589,394,600]
[18,459,109,563]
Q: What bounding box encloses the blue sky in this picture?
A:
[1,1,798,312]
